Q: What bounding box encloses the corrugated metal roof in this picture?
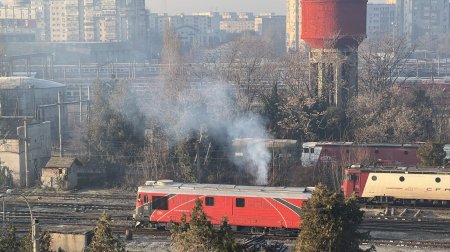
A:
[44,157,82,169]
[138,180,313,199]
[0,77,65,89]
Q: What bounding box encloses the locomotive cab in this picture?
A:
[342,167,362,197]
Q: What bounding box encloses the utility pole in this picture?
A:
[79,85,83,124]
[32,218,40,252]
[24,120,30,188]
[58,92,63,157]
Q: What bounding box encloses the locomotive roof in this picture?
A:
[351,166,450,174]
[303,142,421,148]
[137,180,313,199]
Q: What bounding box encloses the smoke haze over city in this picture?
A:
[146,0,388,14]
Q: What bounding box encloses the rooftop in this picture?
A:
[138,180,313,199]
[0,77,65,89]
[44,157,82,169]
[350,165,450,174]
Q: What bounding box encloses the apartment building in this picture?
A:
[219,12,255,33]
[396,0,449,47]
[366,3,395,41]
[255,14,286,54]
[286,0,301,51]
[148,12,223,48]
[13,0,146,43]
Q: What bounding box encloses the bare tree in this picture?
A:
[358,36,413,95]
[348,87,433,143]
[220,34,276,112]
[281,50,311,98]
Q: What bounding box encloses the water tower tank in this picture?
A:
[301,0,367,49]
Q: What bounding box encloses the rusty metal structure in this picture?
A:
[301,0,367,109]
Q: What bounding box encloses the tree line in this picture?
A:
[75,28,450,188]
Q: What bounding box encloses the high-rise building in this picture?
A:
[49,0,83,42]
[30,0,147,43]
[117,0,147,44]
[255,14,286,54]
[286,0,302,51]
[219,12,255,33]
[396,0,449,47]
[31,0,50,42]
[366,3,395,41]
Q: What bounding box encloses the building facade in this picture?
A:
[366,3,396,41]
[255,14,286,54]
[0,121,52,187]
[219,12,255,33]
[0,4,36,42]
[148,12,224,48]
[4,0,147,43]
[286,0,302,51]
[396,0,449,47]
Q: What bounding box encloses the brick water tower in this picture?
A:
[301,0,367,109]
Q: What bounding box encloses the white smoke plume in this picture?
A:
[140,82,272,185]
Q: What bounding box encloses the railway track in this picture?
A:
[5,201,134,211]
[8,191,135,201]
[361,218,450,234]
[369,239,450,249]
[3,190,450,250]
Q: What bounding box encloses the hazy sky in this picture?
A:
[146,0,387,15]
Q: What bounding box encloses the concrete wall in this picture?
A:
[0,121,52,187]
[0,140,21,185]
[50,232,91,252]
[18,121,52,186]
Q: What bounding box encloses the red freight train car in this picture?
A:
[134,180,313,230]
[301,142,421,167]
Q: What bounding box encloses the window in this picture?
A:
[205,197,214,206]
[144,195,148,203]
[303,148,309,153]
[152,196,168,210]
[236,198,245,208]
[399,176,405,182]
[310,148,315,154]
[404,151,409,155]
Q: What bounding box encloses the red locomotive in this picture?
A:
[302,142,421,167]
[342,165,450,205]
[134,180,313,231]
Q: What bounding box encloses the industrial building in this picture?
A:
[0,77,66,136]
[0,77,67,187]
[0,120,52,187]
